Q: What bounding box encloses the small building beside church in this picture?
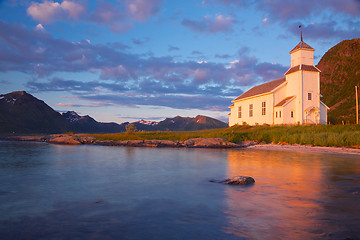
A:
[228,39,329,126]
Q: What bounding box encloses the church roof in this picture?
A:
[285,64,321,75]
[289,41,315,54]
[233,77,286,101]
[274,96,295,107]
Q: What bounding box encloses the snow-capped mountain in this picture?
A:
[136,120,159,126]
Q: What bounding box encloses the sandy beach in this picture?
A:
[248,143,360,156]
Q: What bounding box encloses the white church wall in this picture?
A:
[291,50,314,67]
[273,84,287,105]
[282,99,297,124]
[229,93,274,126]
[286,71,302,123]
[228,105,236,126]
[302,71,320,112]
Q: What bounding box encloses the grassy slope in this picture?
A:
[90,125,360,148]
[317,38,360,123]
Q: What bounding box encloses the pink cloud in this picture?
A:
[193,68,209,83]
[214,0,360,21]
[27,0,85,24]
[210,15,234,32]
[61,1,85,18]
[56,102,75,106]
[90,1,122,24]
[55,102,111,107]
[125,0,163,21]
[255,0,360,21]
[100,65,133,80]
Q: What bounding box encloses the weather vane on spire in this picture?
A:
[299,25,303,41]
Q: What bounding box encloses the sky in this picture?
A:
[0,0,359,123]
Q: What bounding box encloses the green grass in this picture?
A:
[88,124,360,148]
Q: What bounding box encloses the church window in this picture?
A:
[238,106,242,118]
[276,112,278,118]
[279,111,282,118]
[308,92,312,100]
[262,102,266,115]
[249,104,253,117]
[291,111,294,118]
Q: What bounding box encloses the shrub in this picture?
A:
[125,124,137,133]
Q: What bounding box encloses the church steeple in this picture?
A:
[289,26,314,54]
[288,28,315,67]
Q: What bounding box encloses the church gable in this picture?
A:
[274,96,296,107]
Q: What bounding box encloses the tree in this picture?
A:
[125,123,137,133]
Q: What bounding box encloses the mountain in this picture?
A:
[0,91,69,133]
[62,111,125,133]
[317,38,360,123]
[154,115,227,131]
[0,91,227,133]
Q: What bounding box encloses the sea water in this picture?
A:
[0,140,359,239]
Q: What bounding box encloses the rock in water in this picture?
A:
[210,176,255,185]
[223,176,255,185]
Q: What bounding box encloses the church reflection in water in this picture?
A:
[222,149,360,239]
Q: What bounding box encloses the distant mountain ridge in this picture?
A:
[317,38,360,123]
[61,111,125,133]
[0,91,227,133]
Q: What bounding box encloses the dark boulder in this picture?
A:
[210,176,255,185]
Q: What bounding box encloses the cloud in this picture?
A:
[212,0,360,40]
[182,14,235,33]
[132,38,149,45]
[26,77,128,92]
[168,45,180,52]
[1,21,288,111]
[90,1,124,24]
[35,23,45,32]
[26,0,164,32]
[191,50,203,55]
[213,0,360,20]
[214,0,249,5]
[55,102,112,107]
[27,0,85,24]
[125,0,163,21]
[79,92,233,111]
[119,116,165,121]
[0,79,10,84]
[281,21,360,41]
[215,54,233,59]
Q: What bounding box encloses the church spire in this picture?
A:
[289,25,314,54]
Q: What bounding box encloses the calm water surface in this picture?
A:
[0,141,359,239]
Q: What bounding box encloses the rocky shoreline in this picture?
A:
[0,134,257,148]
[1,134,360,155]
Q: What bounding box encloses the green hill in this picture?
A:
[317,38,360,123]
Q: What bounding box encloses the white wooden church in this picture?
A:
[228,38,329,126]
